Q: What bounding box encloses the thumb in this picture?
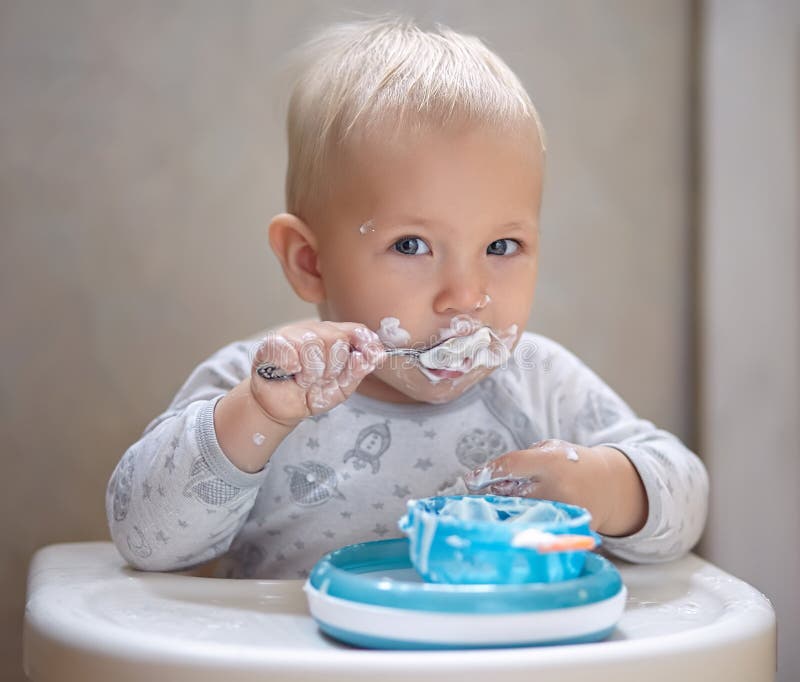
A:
[462,450,534,492]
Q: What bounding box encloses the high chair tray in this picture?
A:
[24,542,776,682]
[304,538,625,648]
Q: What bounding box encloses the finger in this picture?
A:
[336,349,373,397]
[529,438,582,463]
[281,327,326,388]
[489,479,537,497]
[347,325,384,365]
[326,338,350,379]
[297,324,350,382]
[307,344,375,412]
[462,450,534,491]
[251,332,302,377]
[306,380,345,414]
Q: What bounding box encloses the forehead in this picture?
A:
[333,122,544,225]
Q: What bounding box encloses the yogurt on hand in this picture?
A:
[417,327,509,382]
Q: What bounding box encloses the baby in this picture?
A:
[107,17,708,578]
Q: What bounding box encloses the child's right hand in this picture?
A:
[249,322,385,427]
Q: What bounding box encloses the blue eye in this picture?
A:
[487,239,520,256]
[393,237,431,255]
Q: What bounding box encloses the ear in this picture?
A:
[268,213,325,304]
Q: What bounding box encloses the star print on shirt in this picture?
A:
[393,484,411,498]
[414,458,433,471]
[424,430,436,439]
[164,450,176,474]
[372,524,389,536]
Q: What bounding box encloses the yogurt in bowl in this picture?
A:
[398,495,600,585]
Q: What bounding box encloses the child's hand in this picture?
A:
[463,439,647,536]
[249,322,384,427]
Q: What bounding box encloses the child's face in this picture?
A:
[312,123,543,404]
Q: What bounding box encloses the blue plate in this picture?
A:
[304,538,626,649]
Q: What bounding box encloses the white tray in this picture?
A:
[24,542,776,682]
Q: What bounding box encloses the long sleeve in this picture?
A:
[106,340,268,571]
[547,342,708,563]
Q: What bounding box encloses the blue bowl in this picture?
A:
[398,495,600,585]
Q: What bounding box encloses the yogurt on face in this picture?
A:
[437,314,484,343]
[377,317,412,347]
[417,327,510,382]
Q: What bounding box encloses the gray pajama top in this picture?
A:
[106,331,708,578]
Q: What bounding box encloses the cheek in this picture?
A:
[318,249,381,312]
[495,266,537,313]
[325,272,423,332]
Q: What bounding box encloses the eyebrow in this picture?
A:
[496,221,535,232]
[381,217,535,232]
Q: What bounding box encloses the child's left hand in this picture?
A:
[462,439,647,537]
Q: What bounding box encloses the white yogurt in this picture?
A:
[377,317,412,347]
[358,219,376,235]
[418,327,509,372]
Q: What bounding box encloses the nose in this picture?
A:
[432,257,488,315]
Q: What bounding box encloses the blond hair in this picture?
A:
[284,16,546,218]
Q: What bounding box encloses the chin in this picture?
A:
[396,368,490,405]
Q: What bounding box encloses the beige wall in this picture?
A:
[699,1,800,680]
[1,2,694,681]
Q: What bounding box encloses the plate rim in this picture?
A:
[307,538,622,613]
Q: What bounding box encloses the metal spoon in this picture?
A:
[255,327,494,381]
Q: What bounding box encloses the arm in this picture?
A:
[107,322,384,571]
[555,349,708,561]
[464,339,708,563]
[106,343,268,571]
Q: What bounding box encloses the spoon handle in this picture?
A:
[256,346,421,381]
[383,347,421,358]
[255,363,296,381]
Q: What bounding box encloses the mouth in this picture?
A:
[424,363,471,380]
[418,367,467,382]
[414,327,508,383]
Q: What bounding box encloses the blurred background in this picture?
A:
[1,1,797,680]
